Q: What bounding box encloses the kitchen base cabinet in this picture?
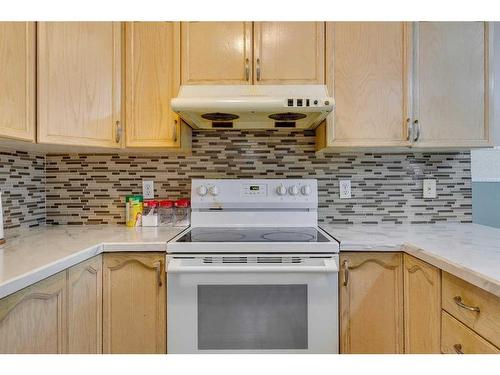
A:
[403,254,441,353]
[0,271,67,354]
[103,252,166,354]
[340,252,404,354]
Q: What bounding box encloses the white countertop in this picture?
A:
[0,225,187,299]
[320,223,500,298]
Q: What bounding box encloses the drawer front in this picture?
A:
[441,311,499,354]
[442,272,500,348]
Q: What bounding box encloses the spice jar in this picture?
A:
[158,200,174,227]
[142,200,159,227]
[174,198,191,227]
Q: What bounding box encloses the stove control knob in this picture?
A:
[209,186,219,196]
[301,185,311,196]
[276,185,287,196]
[197,185,208,196]
[289,185,299,196]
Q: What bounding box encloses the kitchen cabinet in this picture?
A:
[67,255,102,354]
[412,22,491,148]
[103,252,166,354]
[125,22,189,149]
[0,271,66,354]
[0,22,36,142]
[253,22,324,84]
[403,254,441,353]
[340,252,404,353]
[37,22,122,148]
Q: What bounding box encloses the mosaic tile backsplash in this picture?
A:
[0,150,46,230]
[45,130,472,225]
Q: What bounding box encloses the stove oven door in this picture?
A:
[166,255,339,354]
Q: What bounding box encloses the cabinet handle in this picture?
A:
[256,58,261,81]
[155,261,163,287]
[453,344,464,354]
[342,260,349,286]
[245,58,250,81]
[406,118,411,141]
[173,119,178,143]
[413,120,420,142]
[115,121,122,144]
[454,296,480,313]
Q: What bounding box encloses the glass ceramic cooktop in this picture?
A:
[177,227,331,243]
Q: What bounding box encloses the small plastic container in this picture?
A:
[158,200,174,227]
[142,200,159,227]
[174,198,191,227]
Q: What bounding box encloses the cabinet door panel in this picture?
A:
[415,22,490,147]
[37,22,121,147]
[0,272,66,354]
[181,22,252,85]
[253,22,324,84]
[0,22,35,141]
[340,252,403,353]
[103,253,165,354]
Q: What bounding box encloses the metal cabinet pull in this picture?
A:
[155,261,163,287]
[454,296,480,313]
[256,58,261,81]
[453,344,464,354]
[342,260,349,286]
[115,121,122,143]
[413,119,420,142]
[173,119,178,143]
[406,118,411,141]
[245,58,250,81]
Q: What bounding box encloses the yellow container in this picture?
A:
[125,195,143,227]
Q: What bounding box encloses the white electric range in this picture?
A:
[166,179,339,354]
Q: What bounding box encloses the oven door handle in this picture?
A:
[167,258,339,273]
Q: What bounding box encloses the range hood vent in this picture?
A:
[171,85,334,130]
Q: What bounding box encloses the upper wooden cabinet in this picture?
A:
[181,22,253,85]
[340,252,404,354]
[37,22,122,148]
[253,22,324,84]
[0,22,36,142]
[125,22,184,148]
[181,22,325,85]
[412,22,491,148]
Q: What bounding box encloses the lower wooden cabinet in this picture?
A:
[103,252,166,354]
[403,254,441,353]
[340,252,404,353]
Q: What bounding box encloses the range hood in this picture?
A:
[171,85,334,130]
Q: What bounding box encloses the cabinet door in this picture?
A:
[0,272,66,354]
[403,254,441,353]
[181,22,253,85]
[37,22,122,148]
[67,256,102,354]
[0,22,35,142]
[103,253,165,354]
[414,22,490,147]
[321,22,410,149]
[126,22,184,148]
[340,252,403,353]
[253,22,324,84]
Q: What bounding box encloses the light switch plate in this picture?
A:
[142,180,155,199]
[423,179,437,198]
[339,179,352,199]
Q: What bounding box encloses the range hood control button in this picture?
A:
[276,185,287,196]
[197,185,208,196]
[301,185,311,196]
[289,185,299,196]
[209,186,219,196]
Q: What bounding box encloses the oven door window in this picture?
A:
[197,284,308,350]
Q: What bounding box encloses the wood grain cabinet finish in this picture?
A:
[340,252,404,353]
[103,252,166,354]
[67,255,102,354]
[181,22,253,85]
[413,22,491,148]
[0,271,66,354]
[0,22,36,142]
[37,22,122,148]
[403,254,441,353]
[253,22,324,84]
[125,22,185,149]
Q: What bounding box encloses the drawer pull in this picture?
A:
[454,296,480,313]
[453,344,464,354]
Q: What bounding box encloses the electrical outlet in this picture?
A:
[339,179,352,199]
[142,180,155,199]
[423,179,437,198]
